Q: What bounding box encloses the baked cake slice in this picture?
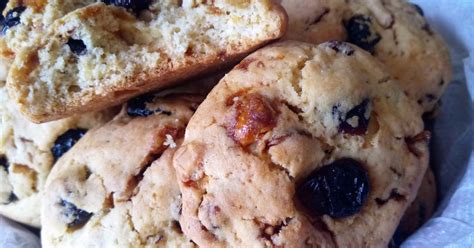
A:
[7,0,287,122]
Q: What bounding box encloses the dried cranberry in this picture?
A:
[59,199,93,228]
[51,129,87,161]
[297,158,370,218]
[325,41,354,56]
[0,0,8,19]
[1,192,18,205]
[67,38,87,56]
[7,192,18,203]
[0,156,8,171]
[335,99,371,135]
[411,3,424,16]
[103,0,151,14]
[127,94,172,117]
[345,15,381,54]
[1,6,26,35]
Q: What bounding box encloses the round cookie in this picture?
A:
[173,41,430,247]
[390,167,437,247]
[280,0,452,113]
[0,85,115,227]
[41,91,205,247]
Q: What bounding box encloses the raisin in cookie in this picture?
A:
[41,90,206,247]
[0,84,115,227]
[7,0,287,123]
[280,0,451,113]
[173,41,430,247]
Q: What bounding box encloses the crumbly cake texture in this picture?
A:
[174,41,430,247]
[7,0,287,123]
[0,84,115,227]
[41,92,203,247]
[280,0,452,113]
[0,0,96,59]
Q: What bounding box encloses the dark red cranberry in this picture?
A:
[1,192,18,205]
[7,192,18,203]
[326,41,354,56]
[1,6,26,35]
[297,158,370,219]
[103,0,151,14]
[127,95,155,117]
[0,155,8,171]
[67,38,87,56]
[51,129,87,161]
[59,199,93,228]
[334,99,371,135]
[0,0,8,20]
[345,15,381,54]
[411,3,424,16]
[422,23,433,35]
[127,94,172,117]
[0,157,16,205]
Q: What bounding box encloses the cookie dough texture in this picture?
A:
[41,93,202,247]
[280,0,452,113]
[7,0,287,122]
[0,85,114,227]
[174,41,430,247]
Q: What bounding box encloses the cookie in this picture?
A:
[0,0,95,59]
[390,167,437,247]
[7,0,287,123]
[0,85,115,227]
[173,41,430,247]
[41,92,203,247]
[280,0,452,113]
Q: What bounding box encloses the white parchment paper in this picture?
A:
[0,216,40,248]
[403,0,474,247]
[0,1,473,247]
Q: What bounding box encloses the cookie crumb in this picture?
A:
[164,134,177,148]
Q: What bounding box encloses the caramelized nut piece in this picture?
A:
[226,93,277,146]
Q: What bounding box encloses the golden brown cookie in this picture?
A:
[0,83,115,227]
[281,0,452,114]
[40,71,225,247]
[41,92,201,247]
[7,0,287,122]
[174,41,430,247]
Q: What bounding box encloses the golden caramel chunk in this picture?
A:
[226,93,277,146]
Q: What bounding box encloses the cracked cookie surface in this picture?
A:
[6,0,287,122]
[280,0,452,113]
[41,91,204,247]
[0,83,114,227]
[173,41,429,247]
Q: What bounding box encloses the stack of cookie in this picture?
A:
[0,0,451,247]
